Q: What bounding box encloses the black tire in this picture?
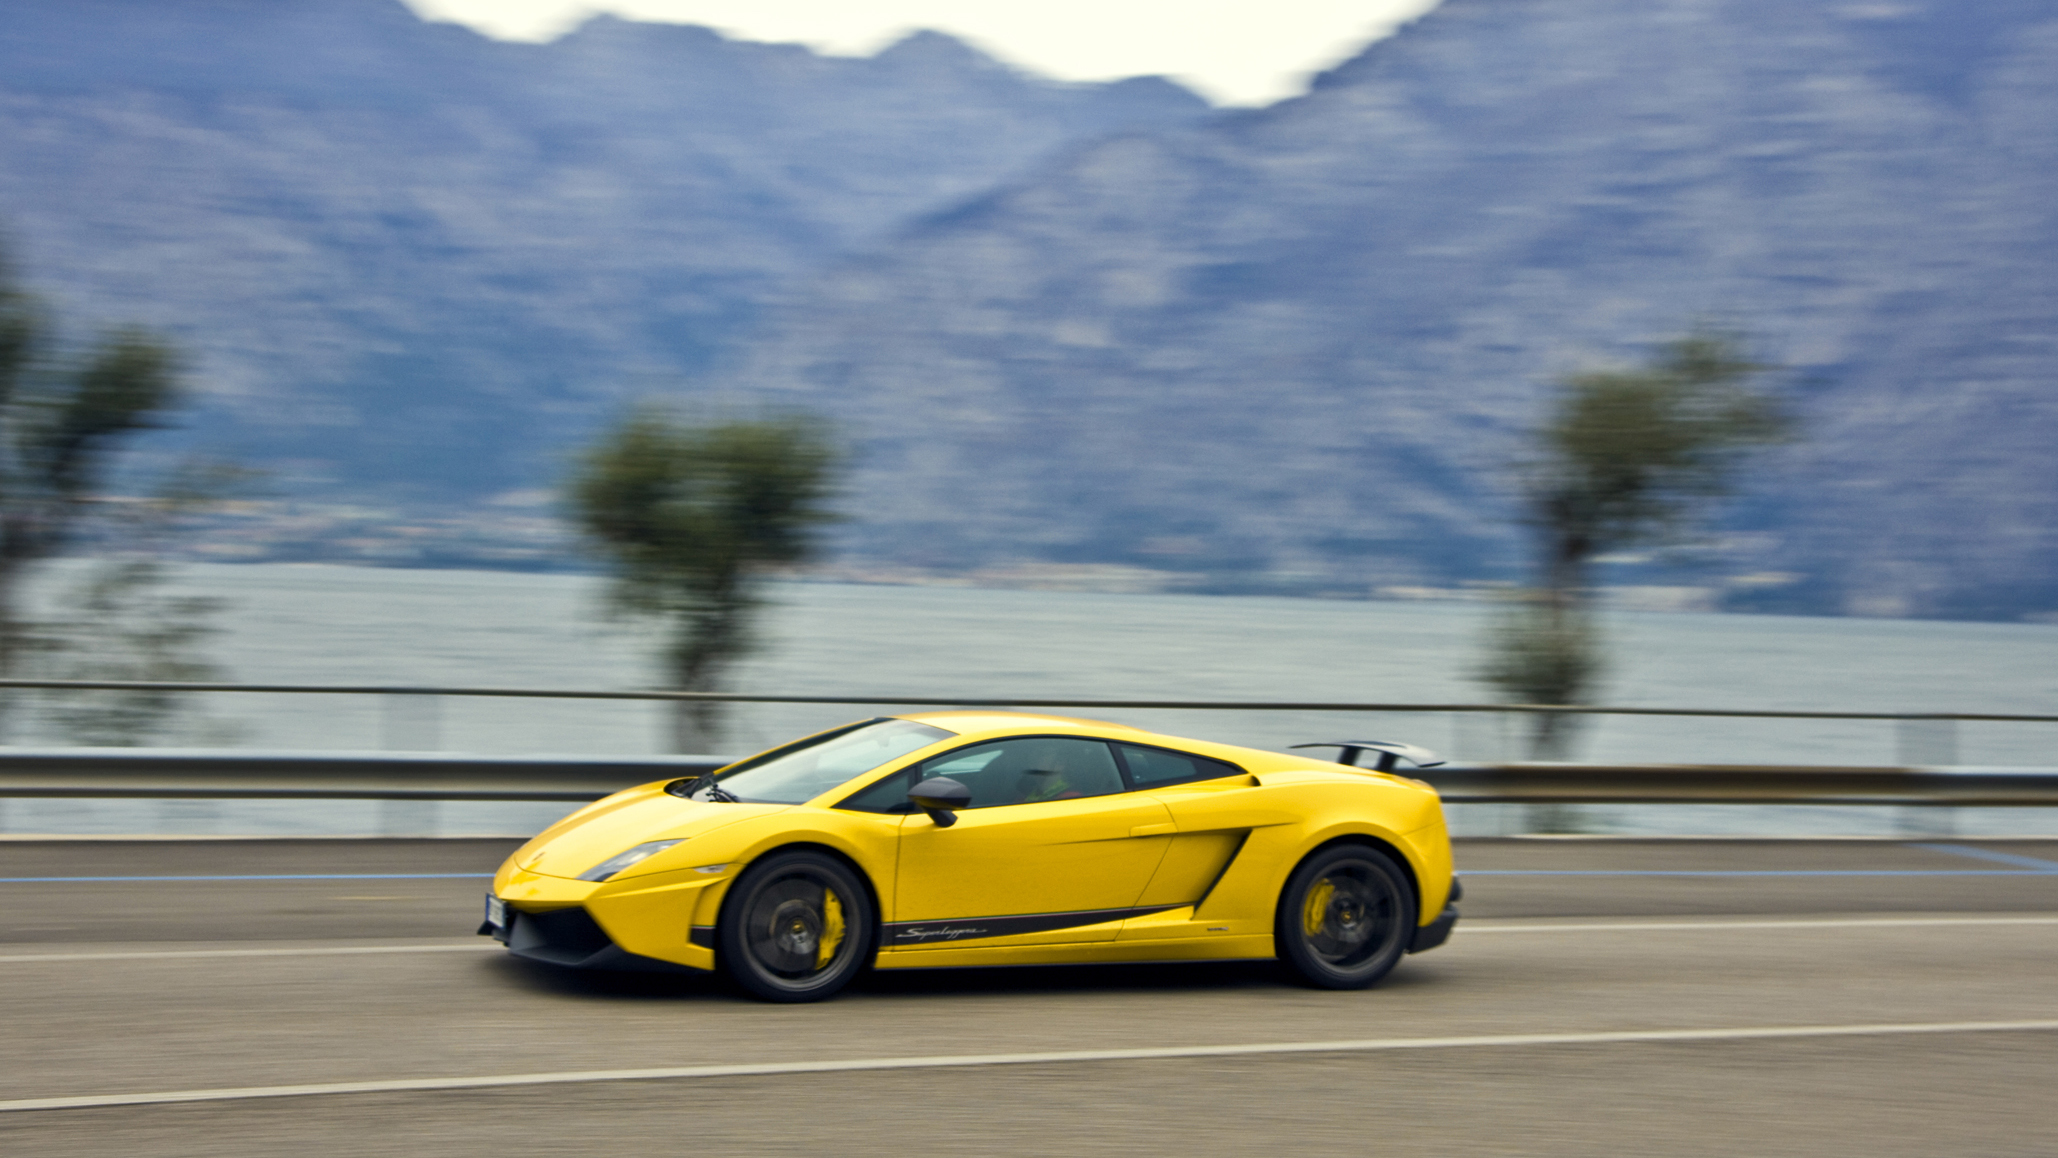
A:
[717,850,875,1003]
[1275,844,1416,990]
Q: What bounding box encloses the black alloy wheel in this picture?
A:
[1275,844,1416,989]
[717,850,875,1002]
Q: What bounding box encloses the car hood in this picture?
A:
[510,785,784,881]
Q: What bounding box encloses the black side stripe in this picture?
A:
[884,904,1186,945]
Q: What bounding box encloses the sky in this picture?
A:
[400,1,1445,106]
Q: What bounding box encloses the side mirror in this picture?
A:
[909,776,972,828]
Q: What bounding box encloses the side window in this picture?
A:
[1115,743,1244,788]
[902,737,1125,809]
[837,767,919,814]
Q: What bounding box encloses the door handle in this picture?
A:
[1129,823,1176,837]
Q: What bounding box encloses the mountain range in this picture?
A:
[3,0,2054,619]
[0,0,1204,494]
[721,0,2058,618]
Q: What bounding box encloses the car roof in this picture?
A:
[893,709,1311,771]
[896,709,1153,737]
[869,709,1438,790]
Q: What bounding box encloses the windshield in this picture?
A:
[702,718,956,804]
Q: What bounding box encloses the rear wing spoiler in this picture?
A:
[1289,741,1445,773]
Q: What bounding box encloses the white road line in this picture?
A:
[0,943,498,964]
[6,1019,2057,1114]
[7,916,2055,964]
[1461,915,2058,934]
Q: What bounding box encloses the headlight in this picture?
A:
[578,839,686,882]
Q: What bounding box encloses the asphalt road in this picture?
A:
[3,836,2056,1156]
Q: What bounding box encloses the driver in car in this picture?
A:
[1016,745,1089,804]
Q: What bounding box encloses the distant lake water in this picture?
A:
[5,563,2054,838]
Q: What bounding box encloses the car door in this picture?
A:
[888,737,1177,950]
[1115,742,1305,944]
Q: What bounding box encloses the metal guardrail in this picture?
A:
[2,749,2055,806]
[2,680,2053,806]
[1423,764,2058,806]
[0,750,724,801]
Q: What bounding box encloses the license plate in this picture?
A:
[484,895,506,930]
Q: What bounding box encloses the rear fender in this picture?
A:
[1286,823,1451,922]
[1199,821,1446,930]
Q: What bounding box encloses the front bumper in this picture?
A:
[479,893,700,973]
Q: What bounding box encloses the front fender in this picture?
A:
[583,807,906,968]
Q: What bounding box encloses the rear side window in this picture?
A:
[1115,743,1244,787]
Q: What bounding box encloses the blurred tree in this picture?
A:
[567,408,839,752]
[29,459,254,746]
[36,558,231,746]
[0,245,199,740]
[1482,331,1790,757]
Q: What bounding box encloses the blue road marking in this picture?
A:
[1909,843,2058,871]
[0,873,495,884]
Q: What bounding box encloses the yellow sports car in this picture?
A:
[482,711,1459,1001]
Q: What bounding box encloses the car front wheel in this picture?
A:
[717,850,875,1003]
[1276,844,1416,989]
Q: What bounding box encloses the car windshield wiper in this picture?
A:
[689,771,740,804]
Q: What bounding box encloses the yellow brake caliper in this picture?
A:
[1302,879,1336,937]
[816,889,846,970]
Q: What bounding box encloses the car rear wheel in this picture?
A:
[1276,844,1416,989]
[717,850,875,1003]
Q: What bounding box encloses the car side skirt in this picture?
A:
[879,903,1186,948]
[872,935,1276,970]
